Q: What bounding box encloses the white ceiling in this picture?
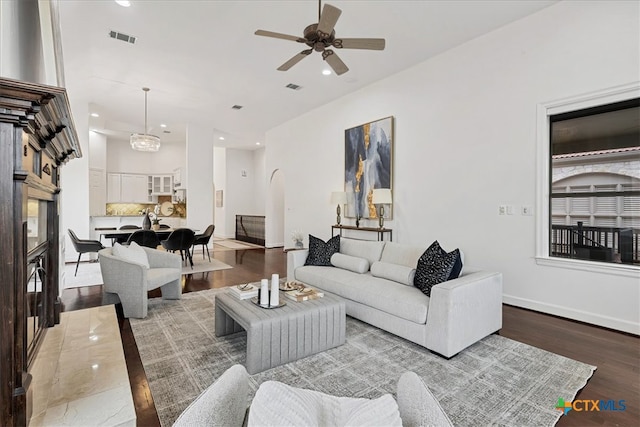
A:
[58,0,557,150]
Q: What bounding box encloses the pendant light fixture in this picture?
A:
[130,87,160,152]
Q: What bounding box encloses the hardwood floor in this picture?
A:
[60,247,639,427]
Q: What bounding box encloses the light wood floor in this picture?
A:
[61,247,639,427]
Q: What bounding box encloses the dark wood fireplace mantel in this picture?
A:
[0,77,81,426]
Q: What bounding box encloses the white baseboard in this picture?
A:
[503,294,640,336]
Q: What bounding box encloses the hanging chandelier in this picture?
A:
[130,87,160,152]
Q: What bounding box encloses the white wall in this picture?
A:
[253,148,266,215]
[224,149,260,237]
[185,124,214,232]
[213,147,227,238]
[89,131,107,170]
[106,139,185,174]
[265,1,640,334]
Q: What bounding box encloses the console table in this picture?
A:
[331,225,393,241]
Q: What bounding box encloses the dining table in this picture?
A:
[97,228,197,245]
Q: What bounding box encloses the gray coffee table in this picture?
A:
[215,291,345,374]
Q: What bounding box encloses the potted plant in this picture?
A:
[151,216,161,231]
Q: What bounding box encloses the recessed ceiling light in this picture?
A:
[160,124,167,128]
[90,113,99,117]
[322,70,331,76]
[219,137,225,140]
[256,142,261,145]
[115,0,131,7]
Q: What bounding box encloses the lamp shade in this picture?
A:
[330,191,348,204]
[372,188,392,204]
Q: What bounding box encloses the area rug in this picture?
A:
[63,258,232,289]
[129,289,596,427]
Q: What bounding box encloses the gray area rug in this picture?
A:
[129,289,596,426]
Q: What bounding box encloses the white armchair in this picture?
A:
[173,365,452,427]
[99,245,182,318]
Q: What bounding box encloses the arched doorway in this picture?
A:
[266,169,285,247]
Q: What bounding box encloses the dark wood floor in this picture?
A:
[60,247,639,427]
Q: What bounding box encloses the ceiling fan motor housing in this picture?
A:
[303,24,335,51]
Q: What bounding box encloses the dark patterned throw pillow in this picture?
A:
[305,234,341,266]
[413,241,462,297]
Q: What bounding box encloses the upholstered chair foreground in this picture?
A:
[173,364,453,427]
[99,243,182,318]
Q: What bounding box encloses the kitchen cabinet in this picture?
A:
[121,174,149,202]
[150,174,173,195]
[107,173,121,202]
[89,168,106,215]
[107,173,150,203]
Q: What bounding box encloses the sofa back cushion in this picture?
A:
[380,242,426,269]
[340,237,385,266]
[112,242,150,268]
[331,253,370,274]
[370,261,416,286]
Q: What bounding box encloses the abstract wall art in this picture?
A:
[344,116,393,219]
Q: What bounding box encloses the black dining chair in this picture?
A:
[161,228,196,268]
[191,224,215,262]
[127,229,161,249]
[116,225,141,244]
[68,229,104,276]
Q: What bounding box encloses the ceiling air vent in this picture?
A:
[285,83,302,90]
[232,105,243,110]
[109,30,136,44]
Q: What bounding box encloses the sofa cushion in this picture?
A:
[147,267,181,290]
[331,253,370,274]
[413,241,461,297]
[112,242,149,268]
[248,380,401,427]
[340,237,385,266]
[305,234,340,266]
[295,266,429,324]
[379,242,426,269]
[370,261,415,286]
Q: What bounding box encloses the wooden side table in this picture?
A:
[331,225,392,241]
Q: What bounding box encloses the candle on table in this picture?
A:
[260,279,269,306]
[270,273,279,306]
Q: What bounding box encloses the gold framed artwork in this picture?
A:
[344,116,393,219]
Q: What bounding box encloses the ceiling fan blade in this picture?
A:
[255,30,306,43]
[334,38,386,50]
[322,49,349,75]
[317,3,342,38]
[277,49,313,71]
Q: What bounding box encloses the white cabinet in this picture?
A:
[120,174,149,202]
[89,168,106,215]
[107,173,150,203]
[150,174,172,195]
[107,173,121,202]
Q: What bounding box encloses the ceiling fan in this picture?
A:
[255,0,385,76]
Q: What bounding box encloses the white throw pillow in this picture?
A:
[248,381,402,426]
[331,253,370,274]
[112,242,150,268]
[370,261,416,286]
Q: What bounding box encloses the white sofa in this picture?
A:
[287,238,502,358]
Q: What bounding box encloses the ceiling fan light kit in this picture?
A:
[130,87,161,152]
[255,0,385,76]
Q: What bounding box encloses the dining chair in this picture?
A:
[127,229,161,249]
[116,224,141,244]
[161,228,196,268]
[68,229,105,276]
[191,224,215,262]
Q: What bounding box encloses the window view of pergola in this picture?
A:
[550,99,639,265]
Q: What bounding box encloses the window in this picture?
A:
[549,98,639,265]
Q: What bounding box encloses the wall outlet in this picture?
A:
[499,205,507,215]
[522,205,534,216]
[506,205,514,215]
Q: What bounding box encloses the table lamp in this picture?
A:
[372,188,392,229]
[330,191,348,225]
